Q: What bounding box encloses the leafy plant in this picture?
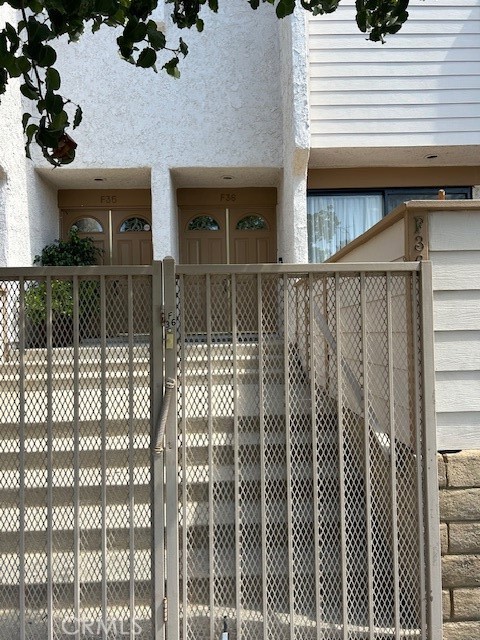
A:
[0,0,412,164]
[25,229,102,346]
[33,227,102,266]
[25,279,74,324]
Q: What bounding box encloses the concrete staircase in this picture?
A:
[0,340,411,639]
[0,344,152,638]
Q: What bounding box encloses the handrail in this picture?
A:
[153,377,176,455]
[312,301,391,454]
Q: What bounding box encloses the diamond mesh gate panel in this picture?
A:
[0,270,152,639]
[174,267,428,640]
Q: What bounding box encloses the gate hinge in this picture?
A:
[160,306,165,326]
[163,597,168,622]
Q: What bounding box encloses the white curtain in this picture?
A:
[307,194,383,262]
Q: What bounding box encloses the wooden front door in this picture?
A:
[61,209,152,266]
[179,204,277,265]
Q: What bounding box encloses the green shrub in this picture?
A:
[34,227,102,266]
[26,229,102,346]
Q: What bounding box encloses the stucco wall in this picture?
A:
[439,451,480,640]
[0,7,59,266]
[32,0,284,260]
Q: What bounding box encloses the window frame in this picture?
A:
[306,185,472,262]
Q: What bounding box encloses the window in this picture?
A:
[307,186,471,262]
[187,215,220,231]
[236,215,268,230]
[119,217,151,232]
[70,217,103,233]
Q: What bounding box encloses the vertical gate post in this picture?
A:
[419,261,443,639]
[152,260,165,640]
[163,257,180,640]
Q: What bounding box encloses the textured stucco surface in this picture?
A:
[0,7,59,266]
[1,1,312,264]
[24,0,284,259]
[278,8,310,263]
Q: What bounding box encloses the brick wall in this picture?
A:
[438,451,480,640]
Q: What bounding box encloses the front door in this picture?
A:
[178,188,277,265]
[178,189,277,336]
[61,209,152,266]
[59,190,153,337]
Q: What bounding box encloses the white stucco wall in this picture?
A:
[278,8,310,264]
[0,7,59,266]
[28,0,284,259]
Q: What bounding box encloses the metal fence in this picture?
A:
[0,266,153,640]
[167,261,441,640]
[0,261,441,640]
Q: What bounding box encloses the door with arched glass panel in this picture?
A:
[230,207,276,264]
[179,205,276,335]
[179,206,275,265]
[112,213,153,265]
[62,209,152,336]
[62,209,152,265]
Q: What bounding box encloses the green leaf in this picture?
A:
[22,112,31,130]
[51,110,68,130]
[164,58,180,78]
[137,47,156,67]
[20,82,40,100]
[25,122,39,158]
[276,0,295,18]
[45,91,64,115]
[37,44,57,67]
[26,18,51,44]
[73,105,83,129]
[179,38,188,56]
[46,67,61,91]
[16,56,31,73]
[147,28,166,49]
[195,18,204,32]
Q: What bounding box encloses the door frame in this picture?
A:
[177,187,277,264]
[59,189,152,265]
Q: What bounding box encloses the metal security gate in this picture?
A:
[0,266,154,640]
[163,260,442,640]
[0,260,441,640]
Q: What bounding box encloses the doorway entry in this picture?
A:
[177,188,277,264]
[59,189,152,266]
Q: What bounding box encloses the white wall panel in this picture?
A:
[429,210,480,450]
[309,0,480,149]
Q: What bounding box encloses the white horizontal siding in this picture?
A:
[429,211,480,449]
[433,290,480,331]
[435,331,480,371]
[437,413,480,450]
[429,212,480,251]
[309,0,480,148]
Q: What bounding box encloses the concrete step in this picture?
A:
[1,527,150,554]
[0,483,150,508]
[0,580,152,609]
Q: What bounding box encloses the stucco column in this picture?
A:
[278,8,310,264]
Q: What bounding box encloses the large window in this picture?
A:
[307,186,471,262]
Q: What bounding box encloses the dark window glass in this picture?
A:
[236,215,268,230]
[187,215,220,231]
[119,217,151,232]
